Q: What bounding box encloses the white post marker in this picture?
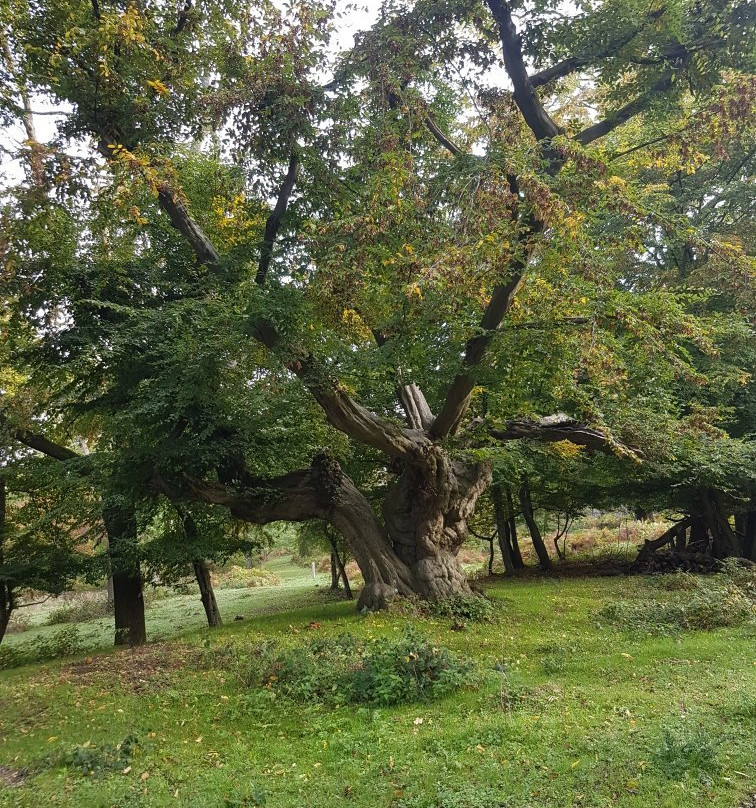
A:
[311,562,317,583]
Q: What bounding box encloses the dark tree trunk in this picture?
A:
[175,507,223,628]
[103,498,146,647]
[743,511,756,562]
[519,479,551,569]
[689,514,709,548]
[0,477,11,645]
[325,528,353,600]
[192,559,222,627]
[330,552,339,589]
[492,483,515,575]
[700,489,739,559]
[506,487,525,568]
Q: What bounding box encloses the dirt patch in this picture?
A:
[59,643,191,693]
[739,794,756,808]
[0,765,27,788]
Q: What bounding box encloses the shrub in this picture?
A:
[651,725,721,783]
[0,625,84,670]
[47,734,140,778]
[213,566,281,590]
[5,611,31,634]
[46,597,113,625]
[428,594,498,623]
[203,629,474,707]
[598,571,755,633]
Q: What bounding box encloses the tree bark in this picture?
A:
[700,489,740,559]
[519,479,551,569]
[103,498,146,647]
[743,510,756,562]
[192,559,222,628]
[0,477,13,646]
[492,483,516,575]
[506,488,524,568]
[326,527,353,599]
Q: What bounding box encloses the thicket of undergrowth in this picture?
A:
[598,560,756,633]
[199,628,475,707]
[0,625,84,670]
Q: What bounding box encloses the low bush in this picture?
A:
[0,625,84,670]
[599,568,755,633]
[428,593,498,623]
[651,724,721,783]
[46,734,141,778]
[202,629,475,707]
[212,566,281,590]
[5,611,31,634]
[46,597,113,625]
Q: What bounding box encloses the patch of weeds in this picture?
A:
[45,734,141,778]
[0,625,84,669]
[397,782,508,808]
[213,566,281,590]
[651,571,701,592]
[534,641,569,675]
[46,597,113,625]
[651,724,721,783]
[224,783,267,807]
[5,611,31,634]
[428,594,498,623]
[202,629,475,707]
[598,572,755,633]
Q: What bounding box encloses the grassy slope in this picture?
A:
[0,568,754,808]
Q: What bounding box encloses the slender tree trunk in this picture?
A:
[192,559,222,627]
[519,479,551,570]
[506,488,525,568]
[0,477,13,643]
[492,483,515,575]
[0,477,12,646]
[325,528,353,600]
[103,498,146,647]
[330,552,339,589]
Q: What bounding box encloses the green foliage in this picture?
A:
[0,625,83,669]
[427,594,498,623]
[212,566,281,590]
[651,725,721,783]
[598,567,756,633]
[203,629,474,707]
[47,735,141,779]
[45,597,113,626]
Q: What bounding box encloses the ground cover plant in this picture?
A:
[0,566,754,808]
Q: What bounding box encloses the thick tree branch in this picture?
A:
[425,114,464,157]
[488,413,633,455]
[529,9,667,89]
[398,383,434,431]
[574,71,675,146]
[255,150,300,286]
[1,415,80,462]
[485,0,561,142]
[167,453,416,607]
[431,218,543,439]
[156,187,222,267]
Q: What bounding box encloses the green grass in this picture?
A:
[0,569,754,808]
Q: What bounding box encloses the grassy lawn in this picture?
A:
[0,568,754,807]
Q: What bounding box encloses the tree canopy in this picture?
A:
[1,0,754,638]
